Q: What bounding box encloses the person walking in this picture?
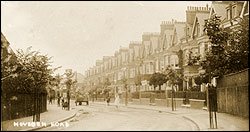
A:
[114,93,119,108]
[57,96,61,106]
[49,96,53,104]
[106,92,111,106]
[61,97,65,106]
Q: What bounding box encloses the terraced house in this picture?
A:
[84,1,249,97]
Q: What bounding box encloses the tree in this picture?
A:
[225,17,249,73]
[164,67,183,87]
[135,75,142,86]
[1,46,60,121]
[202,14,249,79]
[187,51,201,66]
[2,47,56,94]
[163,67,184,111]
[54,74,63,96]
[64,70,77,110]
[103,78,111,94]
[149,72,167,91]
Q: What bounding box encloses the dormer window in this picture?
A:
[227,3,239,20]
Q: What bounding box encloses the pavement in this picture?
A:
[92,101,249,131]
[1,101,78,131]
[1,100,249,131]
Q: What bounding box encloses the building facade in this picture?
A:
[84,1,249,94]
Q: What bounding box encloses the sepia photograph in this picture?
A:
[1,1,249,131]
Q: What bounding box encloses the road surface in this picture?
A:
[39,103,199,131]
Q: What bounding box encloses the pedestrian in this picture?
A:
[114,93,119,108]
[49,96,52,104]
[106,92,111,106]
[62,100,68,110]
[61,97,65,106]
[57,96,61,106]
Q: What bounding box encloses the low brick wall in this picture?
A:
[131,98,150,105]
[140,98,150,105]
[96,97,205,110]
[189,99,205,109]
[155,99,167,107]
[131,98,184,108]
[132,98,204,109]
[131,99,141,105]
[166,98,184,108]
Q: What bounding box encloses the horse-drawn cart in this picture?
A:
[75,96,89,106]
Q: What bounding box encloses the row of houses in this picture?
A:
[84,1,249,94]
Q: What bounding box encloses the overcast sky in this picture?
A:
[1,1,211,76]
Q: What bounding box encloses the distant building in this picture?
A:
[59,69,86,98]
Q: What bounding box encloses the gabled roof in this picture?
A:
[191,12,210,38]
[209,2,229,21]
[175,22,186,43]
[171,22,185,45]
[167,44,181,53]
[240,1,249,18]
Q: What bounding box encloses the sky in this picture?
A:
[1,1,211,76]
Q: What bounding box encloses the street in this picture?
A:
[39,103,198,131]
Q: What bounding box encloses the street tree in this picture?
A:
[163,67,184,111]
[54,74,63,96]
[103,78,111,94]
[194,75,203,90]
[202,14,249,80]
[164,67,183,87]
[135,74,142,92]
[149,72,167,91]
[64,70,77,110]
